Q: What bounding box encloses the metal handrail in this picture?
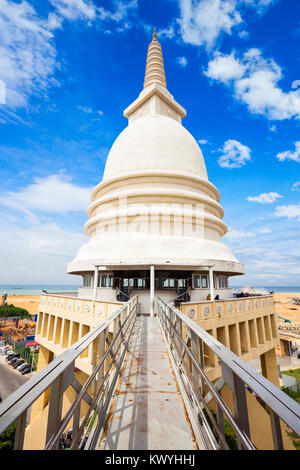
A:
[46,298,137,450]
[0,296,138,450]
[159,303,253,449]
[157,296,300,450]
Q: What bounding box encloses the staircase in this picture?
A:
[174,287,190,307]
[117,286,130,302]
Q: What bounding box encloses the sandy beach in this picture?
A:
[5,295,41,316]
[273,293,300,323]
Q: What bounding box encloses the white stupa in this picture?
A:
[68,29,244,313]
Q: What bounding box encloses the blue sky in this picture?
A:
[0,0,299,286]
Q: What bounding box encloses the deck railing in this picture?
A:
[180,294,275,322]
[157,296,300,450]
[1,294,300,450]
[0,296,138,450]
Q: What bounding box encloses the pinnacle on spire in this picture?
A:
[143,28,167,89]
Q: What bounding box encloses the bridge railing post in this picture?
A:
[270,410,284,450]
[190,330,200,394]
[45,362,74,449]
[13,410,27,450]
[221,362,250,449]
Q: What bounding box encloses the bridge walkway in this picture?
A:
[99,314,198,450]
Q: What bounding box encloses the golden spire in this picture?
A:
[143,28,167,89]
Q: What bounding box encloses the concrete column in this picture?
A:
[209,266,214,301]
[40,312,46,337]
[59,318,65,347]
[260,347,280,387]
[150,265,155,317]
[93,266,99,300]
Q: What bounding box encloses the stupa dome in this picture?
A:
[103,115,208,182]
[67,29,244,277]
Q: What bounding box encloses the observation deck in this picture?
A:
[0,295,299,450]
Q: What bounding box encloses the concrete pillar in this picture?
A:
[93,266,99,300]
[260,347,280,387]
[150,265,155,317]
[209,266,214,301]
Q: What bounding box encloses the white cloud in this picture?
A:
[238,30,249,38]
[247,192,283,203]
[198,139,208,144]
[275,204,300,221]
[177,56,188,67]
[178,0,242,49]
[225,220,300,285]
[259,228,272,234]
[0,0,58,111]
[225,228,256,240]
[49,0,96,21]
[276,141,300,163]
[0,219,87,283]
[0,0,138,120]
[218,139,251,168]
[205,51,246,83]
[225,226,272,241]
[78,105,103,115]
[205,49,300,120]
[78,105,93,113]
[177,0,281,50]
[242,0,278,14]
[157,25,176,39]
[97,0,138,29]
[292,181,300,191]
[0,174,93,220]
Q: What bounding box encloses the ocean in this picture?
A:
[230,286,300,293]
[1,284,300,296]
[0,285,80,296]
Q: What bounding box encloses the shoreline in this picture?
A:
[4,295,41,316]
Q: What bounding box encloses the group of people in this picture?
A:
[59,431,72,449]
[59,430,88,450]
[206,294,220,301]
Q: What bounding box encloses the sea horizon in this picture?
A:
[0,284,80,296]
[1,284,300,296]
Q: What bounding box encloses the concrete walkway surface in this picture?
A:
[99,315,197,450]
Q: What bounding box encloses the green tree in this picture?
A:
[0,304,32,320]
[0,423,16,451]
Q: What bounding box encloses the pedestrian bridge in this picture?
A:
[0,296,299,450]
